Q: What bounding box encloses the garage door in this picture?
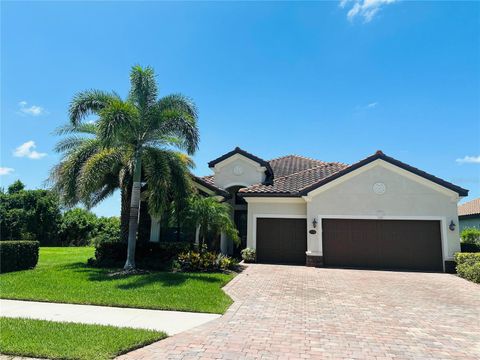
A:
[322,219,443,271]
[256,218,307,264]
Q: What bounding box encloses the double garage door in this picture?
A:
[256,217,443,271]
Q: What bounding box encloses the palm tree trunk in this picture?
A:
[120,183,132,243]
[124,152,142,270]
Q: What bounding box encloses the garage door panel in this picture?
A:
[322,219,443,271]
[257,218,307,264]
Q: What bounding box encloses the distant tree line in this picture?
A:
[0,180,119,246]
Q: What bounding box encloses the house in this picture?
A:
[153,147,468,272]
[458,198,480,231]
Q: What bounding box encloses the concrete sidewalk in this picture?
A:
[0,299,220,335]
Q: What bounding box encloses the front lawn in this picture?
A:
[0,247,234,314]
[0,317,166,360]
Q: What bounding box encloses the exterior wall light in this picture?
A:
[449,220,456,231]
[312,218,318,228]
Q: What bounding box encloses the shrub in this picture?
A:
[0,241,39,273]
[91,216,121,246]
[455,252,480,284]
[241,248,256,263]
[59,208,98,246]
[176,250,237,272]
[92,241,191,270]
[460,227,480,245]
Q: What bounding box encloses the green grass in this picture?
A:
[0,317,166,360]
[0,247,234,314]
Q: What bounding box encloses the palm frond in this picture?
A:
[128,65,158,110]
[48,139,102,206]
[85,179,119,208]
[69,89,120,126]
[78,148,123,200]
[54,122,97,136]
[54,136,87,154]
[147,94,199,154]
[97,100,139,146]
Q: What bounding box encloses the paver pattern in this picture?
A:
[118,264,480,360]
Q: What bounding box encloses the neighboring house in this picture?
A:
[150,147,468,272]
[458,198,480,231]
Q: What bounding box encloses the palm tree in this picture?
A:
[54,65,199,270]
[185,196,239,248]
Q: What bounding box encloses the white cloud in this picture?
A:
[0,167,14,176]
[456,155,480,164]
[341,0,397,23]
[366,102,378,108]
[13,141,47,159]
[18,100,46,116]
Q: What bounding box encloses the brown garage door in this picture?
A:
[322,219,443,271]
[256,218,307,264]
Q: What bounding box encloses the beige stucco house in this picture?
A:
[191,147,468,272]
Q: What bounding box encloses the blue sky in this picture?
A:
[1,1,479,216]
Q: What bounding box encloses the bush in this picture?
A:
[177,249,237,272]
[241,248,256,263]
[59,208,98,246]
[0,241,39,273]
[91,216,121,246]
[92,241,191,270]
[460,228,480,245]
[455,252,480,284]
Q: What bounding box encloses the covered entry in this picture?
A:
[256,218,307,264]
[322,219,443,271]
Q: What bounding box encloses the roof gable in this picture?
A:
[208,147,274,184]
[300,151,468,197]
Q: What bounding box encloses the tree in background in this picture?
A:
[0,181,61,244]
[53,65,199,270]
[59,208,98,246]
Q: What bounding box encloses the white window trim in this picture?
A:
[314,214,448,272]
[252,214,307,250]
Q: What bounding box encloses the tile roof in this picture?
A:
[268,155,328,177]
[458,198,480,217]
[196,149,469,198]
[200,175,215,186]
[239,162,348,195]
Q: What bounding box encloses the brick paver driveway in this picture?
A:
[119,264,480,360]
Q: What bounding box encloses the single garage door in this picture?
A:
[322,219,443,271]
[256,218,307,264]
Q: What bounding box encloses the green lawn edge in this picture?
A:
[0,317,167,360]
[0,247,236,314]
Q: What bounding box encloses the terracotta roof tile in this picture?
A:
[268,155,330,177]
[239,162,348,195]
[458,198,480,216]
[200,175,215,186]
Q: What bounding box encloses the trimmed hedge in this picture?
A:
[91,241,192,270]
[455,252,480,284]
[0,241,39,273]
